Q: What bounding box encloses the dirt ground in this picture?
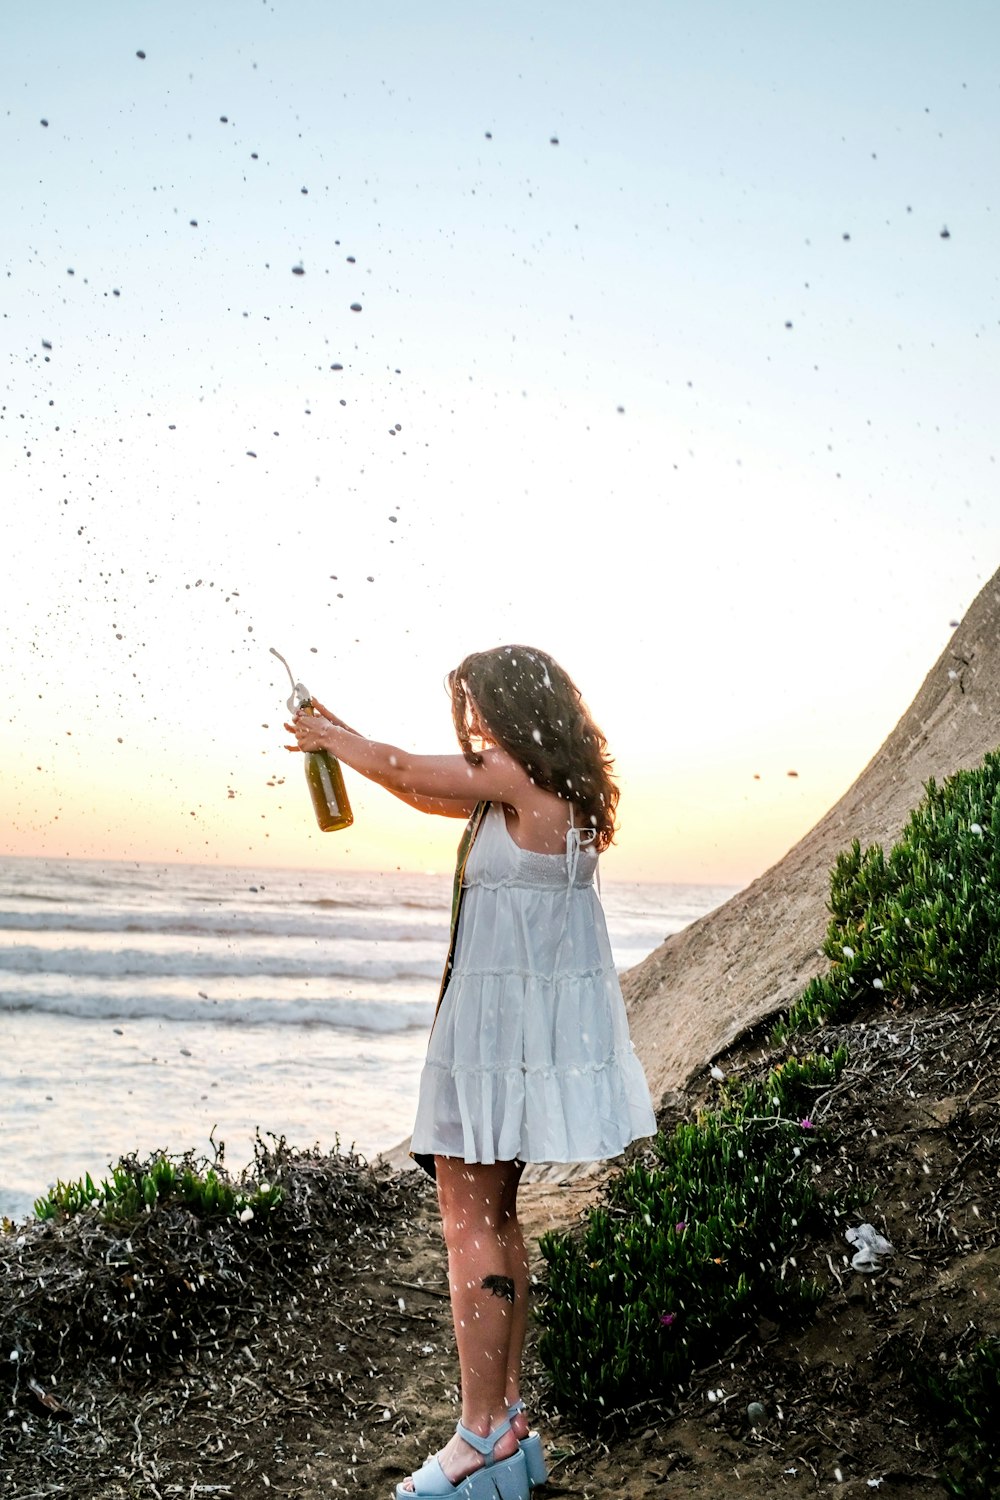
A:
[3,998,998,1500]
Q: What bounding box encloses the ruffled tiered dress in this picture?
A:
[410,802,656,1167]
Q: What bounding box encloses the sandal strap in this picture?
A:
[455,1415,513,1461]
[507,1399,525,1417]
[402,1453,451,1496]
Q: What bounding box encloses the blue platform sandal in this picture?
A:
[506,1401,548,1488]
[394,1415,529,1500]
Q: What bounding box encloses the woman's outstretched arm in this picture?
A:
[285,700,526,807]
[296,703,475,816]
[380,785,479,817]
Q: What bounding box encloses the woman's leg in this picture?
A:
[403,1156,523,1489]
[497,1160,530,1438]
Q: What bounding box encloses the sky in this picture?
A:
[1,0,998,884]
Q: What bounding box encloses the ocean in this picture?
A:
[0,855,738,1223]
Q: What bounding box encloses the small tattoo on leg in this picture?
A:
[481,1274,515,1303]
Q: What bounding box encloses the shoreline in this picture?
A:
[3,858,730,1228]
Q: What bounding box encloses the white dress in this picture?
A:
[410,802,656,1165]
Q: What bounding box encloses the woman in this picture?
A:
[287,645,655,1500]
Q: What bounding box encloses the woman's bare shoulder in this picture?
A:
[492,780,574,854]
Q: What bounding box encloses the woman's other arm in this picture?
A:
[286,699,519,810]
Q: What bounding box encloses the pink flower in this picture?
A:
[799,1118,815,1130]
[659,1312,676,1328]
[675,1221,687,1234]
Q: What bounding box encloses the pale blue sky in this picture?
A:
[2,1,998,879]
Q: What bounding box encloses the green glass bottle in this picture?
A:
[271,648,354,834]
[299,699,354,833]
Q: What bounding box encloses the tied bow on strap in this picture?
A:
[564,822,597,886]
[550,816,598,977]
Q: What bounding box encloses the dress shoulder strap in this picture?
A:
[433,800,488,1016]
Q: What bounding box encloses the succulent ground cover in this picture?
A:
[776,752,1000,1041]
[536,1048,852,1416]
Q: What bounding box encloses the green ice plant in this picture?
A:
[774,750,1000,1042]
[34,1153,283,1224]
[539,754,1000,1421]
[537,1049,848,1419]
[919,1336,1000,1498]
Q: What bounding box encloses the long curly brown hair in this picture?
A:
[448,645,619,850]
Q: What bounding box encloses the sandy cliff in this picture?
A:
[625,566,1000,1104]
